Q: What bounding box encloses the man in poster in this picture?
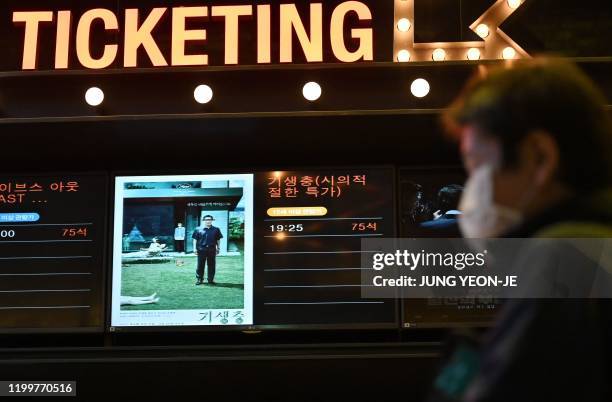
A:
[174,222,186,253]
[192,215,223,286]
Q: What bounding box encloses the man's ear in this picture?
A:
[522,130,560,187]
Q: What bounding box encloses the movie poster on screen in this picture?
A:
[111,174,254,327]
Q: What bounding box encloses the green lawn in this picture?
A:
[120,254,244,311]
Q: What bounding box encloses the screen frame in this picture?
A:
[398,165,498,330]
[107,165,399,333]
[0,170,109,335]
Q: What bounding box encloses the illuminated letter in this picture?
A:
[12,11,54,70]
[330,1,373,62]
[55,11,72,69]
[257,5,271,63]
[172,7,208,66]
[76,9,119,69]
[124,8,168,67]
[280,3,323,63]
[211,5,252,65]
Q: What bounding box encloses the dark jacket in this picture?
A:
[430,190,612,402]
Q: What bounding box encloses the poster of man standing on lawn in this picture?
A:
[111,174,253,327]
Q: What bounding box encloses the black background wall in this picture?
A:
[0,0,611,400]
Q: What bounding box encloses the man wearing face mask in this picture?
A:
[429,59,612,402]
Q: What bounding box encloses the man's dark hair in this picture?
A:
[444,58,612,192]
[202,215,214,221]
[437,184,463,213]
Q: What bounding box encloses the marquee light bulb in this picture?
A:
[194,84,213,104]
[502,47,517,60]
[467,48,481,60]
[410,78,430,98]
[85,87,104,106]
[397,49,411,62]
[507,0,522,9]
[302,81,322,101]
[432,48,446,61]
[397,18,411,32]
[475,24,490,39]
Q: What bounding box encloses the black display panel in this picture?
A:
[0,173,107,332]
[399,167,498,328]
[110,167,397,330]
[254,168,397,328]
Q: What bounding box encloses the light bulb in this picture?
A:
[410,78,430,98]
[467,48,481,60]
[397,18,411,32]
[85,87,104,106]
[194,85,213,104]
[475,24,489,39]
[502,47,517,60]
[507,0,522,9]
[432,48,446,61]
[302,82,322,101]
[397,49,411,62]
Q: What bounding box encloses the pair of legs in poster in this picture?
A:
[174,240,185,253]
[120,293,159,305]
[196,246,216,285]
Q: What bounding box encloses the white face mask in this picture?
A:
[458,163,523,238]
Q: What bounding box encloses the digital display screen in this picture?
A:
[254,169,397,327]
[399,167,498,328]
[111,174,254,327]
[110,167,396,330]
[0,174,107,332]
